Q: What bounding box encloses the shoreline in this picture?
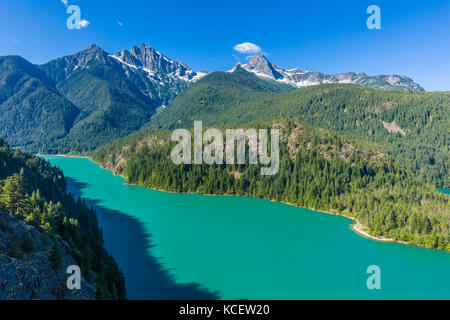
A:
[118,174,441,249]
[38,154,91,159]
[351,224,398,242]
[125,180,411,245]
[111,167,402,244]
[42,154,447,252]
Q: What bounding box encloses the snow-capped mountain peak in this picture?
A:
[243,53,284,80]
[113,44,203,82]
[233,54,424,91]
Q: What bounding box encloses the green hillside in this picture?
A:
[0,56,79,150]
[47,64,157,153]
[148,70,450,187]
[146,69,293,129]
[92,119,449,251]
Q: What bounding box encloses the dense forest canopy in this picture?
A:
[148,70,450,187]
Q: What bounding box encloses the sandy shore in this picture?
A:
[351,224,395,242]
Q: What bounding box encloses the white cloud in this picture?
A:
[61,0,68,6]
[117,20,123,27]
[233,42,262,55]
[79,19,90,28]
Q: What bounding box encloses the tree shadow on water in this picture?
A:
[65,177,220,300]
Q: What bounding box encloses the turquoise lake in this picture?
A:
[46,157,450,300]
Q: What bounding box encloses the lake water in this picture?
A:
[46,157,450,300]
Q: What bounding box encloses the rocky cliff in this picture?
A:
[0,211,95,299]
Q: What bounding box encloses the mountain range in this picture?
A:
[0,44,206,153]
[0,43,432,154]
[232,53,424,91]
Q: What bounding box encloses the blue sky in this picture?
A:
[0,0,449,91]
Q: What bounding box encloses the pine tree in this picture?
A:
[0,174,31,217]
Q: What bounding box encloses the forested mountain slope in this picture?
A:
[0,138,126,299]
[0,44,200,154]
[92,119,449,251]
[148,70,450,187]
[0,56,79,150]
[146,68,294,129]
[37,45,158,153]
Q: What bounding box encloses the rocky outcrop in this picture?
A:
[238,54,284,80]
[114,44,201,81]
[0,211,95,299]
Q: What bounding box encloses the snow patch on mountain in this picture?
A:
[232,53,424,91]
[113,44,206,83]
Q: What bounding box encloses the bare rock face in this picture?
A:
[39,44,112,82]
[0,211,95,300]
[242,53,284,80]
[114,44,200,81]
